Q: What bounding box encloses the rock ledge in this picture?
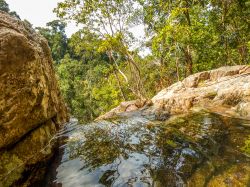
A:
[152,65,250,119]
[98,65,250,120]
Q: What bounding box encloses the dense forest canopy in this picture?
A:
[1,0,250,122]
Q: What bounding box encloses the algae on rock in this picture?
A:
[0,11,68,186]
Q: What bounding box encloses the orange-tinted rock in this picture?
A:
[152,65,250,119]
[0,11,68,186]
[96,99,148,120]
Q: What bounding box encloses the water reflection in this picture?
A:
[45,112,250,187]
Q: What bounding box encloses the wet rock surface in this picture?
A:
[0,12,68,186]
[99,65,250,120]
[97,99,150,120]
[152,65,250,119]
[45,111,250,187]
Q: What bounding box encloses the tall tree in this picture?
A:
[36,20,68,63]
[0,0,20,19]
[55,0,146,99]
[0,0,9,12]
[139,0,250,80]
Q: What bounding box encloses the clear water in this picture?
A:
[44,111,250,187]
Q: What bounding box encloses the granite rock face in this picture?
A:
[0,12,68,186]
[98,65,250,120]
[152,65,250,119]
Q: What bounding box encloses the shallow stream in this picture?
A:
[43,111,250,187]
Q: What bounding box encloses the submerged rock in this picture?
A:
[207,164,250,187]
[0,11,68,186]
[45,112,250,187]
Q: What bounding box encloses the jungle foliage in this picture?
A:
[0,0,20,19]
[2,0,249,122]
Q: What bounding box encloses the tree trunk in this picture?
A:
[107,51,126,101]
[184,45,193,76]
[175,42,180,81]
[125,51,146,99]
[113,70,126,101]
[183,3,193,76]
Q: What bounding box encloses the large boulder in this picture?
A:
[152,65,250,119]
[0,12,68,186]
[98,65,250,120]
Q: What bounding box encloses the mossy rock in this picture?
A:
[0,152,24,187]
[207,164,250,187]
